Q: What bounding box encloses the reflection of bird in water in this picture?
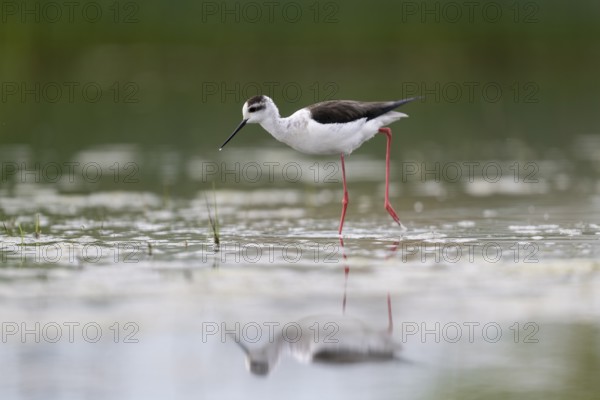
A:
[232,294,399,376]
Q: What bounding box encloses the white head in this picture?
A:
[242,95,277,123]
[219,95,278,150]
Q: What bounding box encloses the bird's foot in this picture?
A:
[385,201,405,230]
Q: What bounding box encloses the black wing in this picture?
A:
[308,98,419,125]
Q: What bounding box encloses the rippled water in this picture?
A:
[1,143,599,399]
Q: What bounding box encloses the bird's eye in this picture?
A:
[248,107,257,112]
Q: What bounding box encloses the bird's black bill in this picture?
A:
[219,119,248,151]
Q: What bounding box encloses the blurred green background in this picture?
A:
[0,0,598,156]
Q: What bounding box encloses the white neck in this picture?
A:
[259,114,289,142]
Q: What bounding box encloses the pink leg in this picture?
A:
[386,240,400,260]
[340,237,349,315]
[338,153,349,235]
[378,128,403,227]
[387,293,393,334]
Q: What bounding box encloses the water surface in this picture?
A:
[1,144,599,399]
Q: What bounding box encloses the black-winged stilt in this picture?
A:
[220,95,419,235]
